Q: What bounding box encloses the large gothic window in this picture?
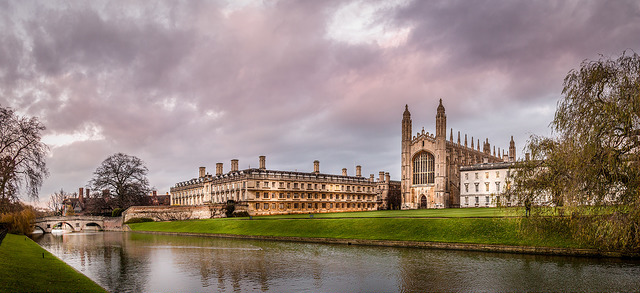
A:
[413,152,435,185]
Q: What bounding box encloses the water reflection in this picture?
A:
[34,232,640,292]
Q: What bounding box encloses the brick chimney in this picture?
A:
[313,160,320,174]
[216,163,223,176]
[356,165,362,177]
[231,159,239,172]
[199,167,206,178]
[259,156,266,170]
[342,168,347,176]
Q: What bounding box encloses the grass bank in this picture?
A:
[0,234,107,293]
[129,214,581,249]
[255,207,517,219]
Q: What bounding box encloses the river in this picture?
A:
[33,232,640,292]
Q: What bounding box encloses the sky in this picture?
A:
[1,0,638,205]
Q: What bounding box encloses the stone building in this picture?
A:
[171,156,396,216]
[401,99,516,209]
[460,161,516,208]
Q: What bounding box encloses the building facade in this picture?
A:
[459,161,516,208]
[171,156,396,215]
[401,99,516,209]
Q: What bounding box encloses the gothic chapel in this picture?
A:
[401,99,516,209]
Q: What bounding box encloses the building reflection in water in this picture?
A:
[34,232,640,292]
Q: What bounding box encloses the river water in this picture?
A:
[33,232,640,292]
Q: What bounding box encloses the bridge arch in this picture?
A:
[33,225,46,233]
[84,222,103,231]
[54,222,76,231]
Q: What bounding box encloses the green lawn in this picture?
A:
[0,234,107,293]
[252,207,520,219]
[129,214,581,249]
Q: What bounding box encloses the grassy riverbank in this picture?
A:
[0,233,107,293]
[129,209,582,249]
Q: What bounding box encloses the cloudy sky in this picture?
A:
[1,0,638,203]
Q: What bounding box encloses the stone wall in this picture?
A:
[103,217,124,231]
[123,204,248,222]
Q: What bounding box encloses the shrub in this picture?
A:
[111,208,124,217]
[233,211,250,218]
[0,208,35,235]
[124,217,154,224]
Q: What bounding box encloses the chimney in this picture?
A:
[216,163,223,176]
[370,174,374,182]
[356,165,362,177]
[379,171,385,182]
[342,168,347,176]
[525,153,530,161]
[259,156,266,170]
[385,172,390,183]
[153,190,157,196]
[231,159,239,172]
[313,160,320,174]
[79,187,83,199]
[85,188,90,202]
[199,167,206,178]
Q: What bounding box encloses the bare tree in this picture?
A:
[47,188,68,216]
[0,106,49,212]
[90,153,151,209]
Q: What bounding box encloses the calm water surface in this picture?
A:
[33,232,640,292]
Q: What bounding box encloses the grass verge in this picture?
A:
[252,207,518,219]
[0,234,107,293]
[129,215,583,249]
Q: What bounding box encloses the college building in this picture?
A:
[401,99,516,209]
[170,156,399,215]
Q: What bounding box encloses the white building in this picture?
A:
[459,161,516,208]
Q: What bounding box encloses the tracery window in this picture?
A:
[412,152,435,184]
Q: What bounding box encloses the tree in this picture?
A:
[47,188,68,216]
[0,105,49,212]
[515,51,640,207]
[512,51,640,252]
[90,153,151,209]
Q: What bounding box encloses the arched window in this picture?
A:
[413,152,435,185]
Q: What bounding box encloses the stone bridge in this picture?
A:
[34,216,123,233]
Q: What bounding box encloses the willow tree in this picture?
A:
[0,106,49,212]
[513,51,640,251]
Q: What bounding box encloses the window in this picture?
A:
[496,182,500,192]
[256,181,260,188]
[279,182,284,188]
[485,182,490,191]
[322,194,326,199]
[294,203,299,208]
[279,193,284,199]
[485,196,490,203]
[465,173,468,180]
[263,203,269,209]
[475,196,479,204]
[255,203,260,210]
[475,183,479,192]
[279,203,284,209]
[322,203,326,208]
[464,183,469,193]
[287,182,290,188]
[465,197,469,205]
[485,172,489,179]
[294,183,298,188]
[475,172,479,179]
[413,152,435,184]
[322,184,326,190]
[496,172,500,178]
[272,182,275,187]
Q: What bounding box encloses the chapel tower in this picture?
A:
[434,99,447,207]
[401,105,412,206]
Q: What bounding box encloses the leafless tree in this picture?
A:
[47,188,68,216]
[90,153,151,209]
[0,106,49,212]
